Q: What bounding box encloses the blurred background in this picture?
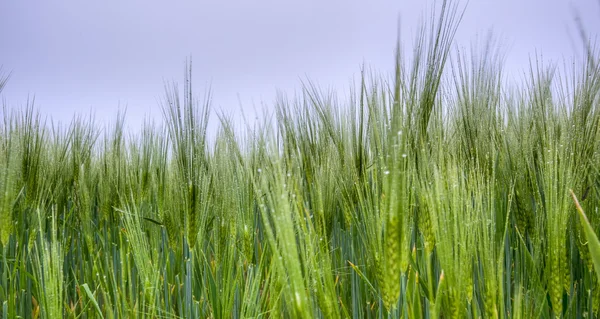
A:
[1,0,599,133]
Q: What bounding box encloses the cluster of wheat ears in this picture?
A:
[1,1,600,318]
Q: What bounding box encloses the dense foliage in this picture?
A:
[1,2,600,318]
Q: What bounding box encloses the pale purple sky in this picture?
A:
[1,1,599,132]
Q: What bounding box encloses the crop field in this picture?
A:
[1,2,600,319]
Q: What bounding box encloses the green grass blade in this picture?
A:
[81,283,105,319]
[571,189,600,282]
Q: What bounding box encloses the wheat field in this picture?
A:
[1,1,600,318]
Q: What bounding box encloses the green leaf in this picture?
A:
[81,283,105,319]
[571,190,600,282]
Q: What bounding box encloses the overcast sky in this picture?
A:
[1,0,599,133]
